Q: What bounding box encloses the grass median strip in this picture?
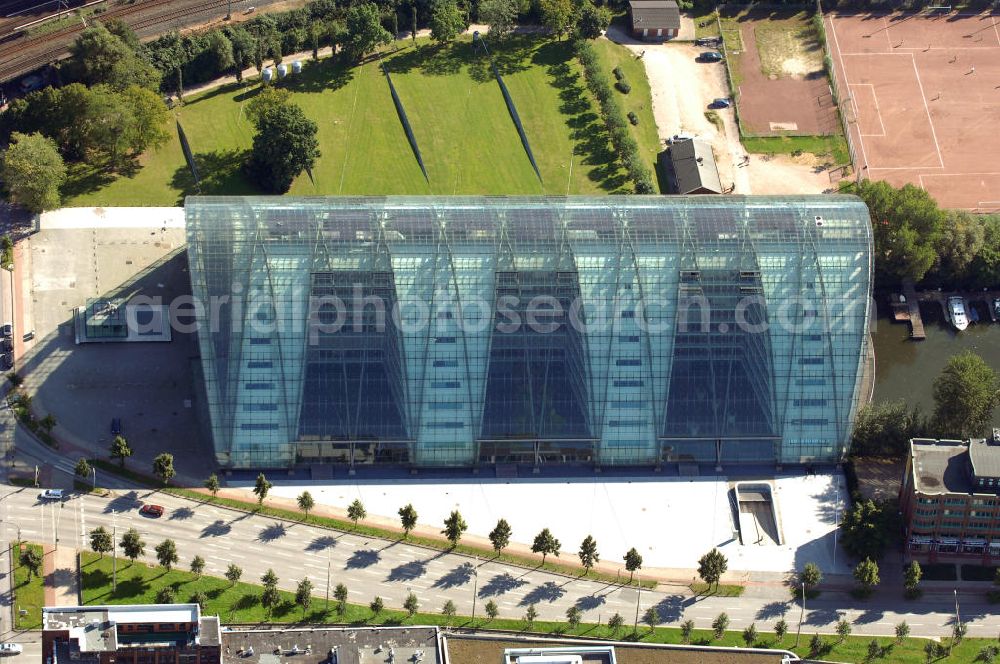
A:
[13,542,44,630]
[165,487,656,589]
[742,134,850,165]
[79,552,989,663]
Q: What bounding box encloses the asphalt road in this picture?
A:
[0,484,990,639]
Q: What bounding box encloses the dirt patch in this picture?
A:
[746,153,832,194]
[853,457,905,502]
[727,10,838,137]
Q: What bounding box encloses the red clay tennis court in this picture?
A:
[826,10,1000,210]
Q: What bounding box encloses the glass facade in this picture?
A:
[185,196,872,469]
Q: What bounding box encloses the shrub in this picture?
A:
[615,79,631,94]
[628,112,639,126]
[612,65,624,80]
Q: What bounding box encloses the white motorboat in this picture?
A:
[948,296,969,331]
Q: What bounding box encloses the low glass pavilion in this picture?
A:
[185,196,872,470]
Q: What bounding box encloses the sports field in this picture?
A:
[827,10,1000,210]
[63,36,658,206]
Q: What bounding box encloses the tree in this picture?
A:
[576,0,611,39]
[531,528,561,564]
[117,85,169,159]
[851,400,925,458]
[978,646,1000,664]
[742,622,758,647]
[441,599,456,622]
[225,564,242,586]
[253,472,272,505]
[524,604,537,628]
[1,132,65,213]
[539,0,574,39]
[642,606,659,630]
[297,491,315,518]
[119,528,145,563]
[903,560,922,596]
[857,179,943,286]
[801,562,822,590]
[155,539,178,570]
[895,621,910,644]
[110,435,132,468]
[90,526,113,558]
[774,618,788,643]
[489,518,512,554]
[697,548,728,591]
[924,640,937,663]
[205,474,220,497]
[334,583,349,615]
[205,30,235,75]
[295,578,314,615]
[566,605,582,630]
[245,103,320,194]
[971,215,1000,285]
[261,568,278,589]
[404,591,419,617]
[261,584,281,616]
[836,618,852,642]
[854,557,880,595]
[809,633,824,657]
[840,499,895,561]
[442,510,468,546]
[19,548,41,579]
[578,535,599,573]
[932,350,1000,438]
[429,0,464,43]
[478,0,517,39]
[608,612,624,636]
[867,639,883,661]
[935,210,985,285]
[156,586,176,604]
[624,547,642,582]
[953,621,967,644]
[485,599,499,621]
[343,3,392,61]
[75,458,92,480]
[69,24,161,91]
[190,590,208,609]
[347,498,367,526]
[398,503,418,537]
[680,619,694,644]
[245,86,290,126]
[711,612,729,640]
[190,555,205,576]
[152,453,175,486]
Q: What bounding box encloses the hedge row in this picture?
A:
[575,40,656,194]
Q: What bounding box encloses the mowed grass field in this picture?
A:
[64,35,657,206]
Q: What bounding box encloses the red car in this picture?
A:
[139,504,164,518]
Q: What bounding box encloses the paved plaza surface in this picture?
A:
[264,473,849,577]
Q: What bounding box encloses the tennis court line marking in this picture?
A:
[850,83,886,137]
[909,52,945,169]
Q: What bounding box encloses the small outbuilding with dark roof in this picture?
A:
[664,139,723,195]
[627,0,681,40]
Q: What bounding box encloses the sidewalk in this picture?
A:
[44,548,78,607]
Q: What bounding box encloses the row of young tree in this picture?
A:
[857,179,1000,290]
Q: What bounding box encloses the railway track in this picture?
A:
[0,0,237,82]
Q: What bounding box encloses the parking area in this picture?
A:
[18,208,213,477]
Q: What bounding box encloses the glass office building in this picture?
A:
[185,196,872,469]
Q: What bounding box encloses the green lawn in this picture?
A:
[79,552,993,663]
[589,38,660,165]
[742,134,850,165]
[13,542,45,630]
[64,35,656,206]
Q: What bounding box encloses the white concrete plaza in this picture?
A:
[262,472,849,577]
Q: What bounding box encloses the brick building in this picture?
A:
[43,604,221,664]
[900,435,1000,562]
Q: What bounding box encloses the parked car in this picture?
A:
[695,37,722,46]
[698,51,724,62]
[708,98,732,109]
[0,643,24,656]
[39,489,64,501]
[140,504,164,518]
[668,133,697,144]
[111,417,123,436]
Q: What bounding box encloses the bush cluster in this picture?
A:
[575,40,655,193]
[612,65,630,94]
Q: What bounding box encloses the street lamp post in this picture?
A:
[795,581,805,648]
[633,572,641,633]
[471,558,479,624]
[112,510,117,592]
[950,588,961,655]
[92,467,96,492]
[325,554,331,612]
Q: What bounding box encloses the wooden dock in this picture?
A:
[889,286,1000,339]
[890,281,925,340]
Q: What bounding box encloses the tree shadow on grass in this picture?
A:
[61,162,116,200]
[114,574,150,599]
[169,149,256,201]
[232,592,259,611]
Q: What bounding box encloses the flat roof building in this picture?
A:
[185,196,872,471]
[901,435,1000,561]
[43,604,221,664]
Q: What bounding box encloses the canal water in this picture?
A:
[872,301,1000,427]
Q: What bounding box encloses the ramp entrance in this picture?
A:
[733,482,782,546]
